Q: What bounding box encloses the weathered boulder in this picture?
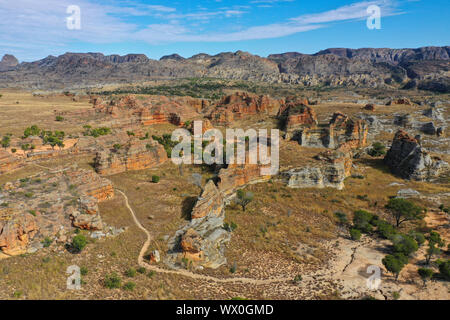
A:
[292,112,368,150]
[0,208,38,255]
[421,122,437,135]
[423,108,444,121]
[394,114,413,128]
[384,130,449,180]
[94,138,168,176]
[282,150,352,190]
[191,180,224,219]
[363,103,376,111]
[167,181,230,269]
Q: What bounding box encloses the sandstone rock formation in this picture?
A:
[384,130,449,180]
[167,181,230,269]
[208,92,282,125]
[217,163,271,199]
[281,150,352,190]
[278,97,317,135]
[0,166,114,256]
[94,138,168,175]
[292,112,368,150]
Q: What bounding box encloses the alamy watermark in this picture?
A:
[66,5,81,30]
[67,265,81,290]
[366,5,381,30]
[366,265,381,290]
[170,121,279,176]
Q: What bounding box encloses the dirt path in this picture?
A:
[116,189,294,285]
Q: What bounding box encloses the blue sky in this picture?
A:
[0,0,449,61]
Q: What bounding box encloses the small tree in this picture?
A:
[352,210,374,233]
[438,260,450,281]
[235,189,254,212]
[392,234,418,257]
[382,254,406,281]
[418,268,434,286]
[385,198,423,227]
[72,234,87,253]
[425,243,441,265]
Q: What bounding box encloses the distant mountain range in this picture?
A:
[0,46,449,92]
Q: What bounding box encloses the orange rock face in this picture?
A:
[278,98,318,130]
[208,92,282,125]
[94,138,168,176]
[0,208,38,255]
[191,180,224,219]
[217,163,271,198]
[0,150,23,174]
[180,228,204,261]
[329,112,368,149]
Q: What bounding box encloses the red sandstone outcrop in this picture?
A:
[208,92,282,125]
[94,138,168,176]
[191,180,224,219]
[292,112,368,150]
[0,208,38,255]
[217,163,271,198]
[278,97,317,132]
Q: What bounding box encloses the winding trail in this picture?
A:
[116,189,293,285]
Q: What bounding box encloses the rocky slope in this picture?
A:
[1,46,448,91]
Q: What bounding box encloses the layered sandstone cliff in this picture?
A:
[94,138,168,175]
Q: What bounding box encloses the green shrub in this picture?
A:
[72,234,87,253]
[375,220,396,239]
[151,175,160,183]
[352,210,374,233]
[55,116,64,122]
[125,268,136,278]
[137,267,146,274]
[80,266,88,276]
[418,267,434,284]
[382,253,407,280]
[123,281,136,291]
[104,273,121,289]
[392,234,418,256]
[334,211,348,225]
[350,228,361,241]
[438,260,450,281]
[42,237,53,248]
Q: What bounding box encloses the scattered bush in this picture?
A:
[55,116,64,122]
[72,234,87,253]
[151,175,160,183]
[123,281,136,291]
[392,234,418,257]
[350,228,362,241]
[137,267,146,274]
[382,253,407,280]
[418,267,434,285]
[235,189,254,212]
[125,268,136,278]
[80,266,88,276]
[352,210,374,233]
[334,211,348,225]
[438,260,450,281]
[42,237,53,248]
[104,273,121,289]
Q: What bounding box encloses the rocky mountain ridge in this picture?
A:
[0,46,449,91]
